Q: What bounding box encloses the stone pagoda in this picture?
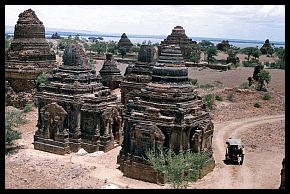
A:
[118,45,215,184]
[260,39,274,55]
[117,33,133,52]
[120,45,158,104]
[34,43,123,155]
[160,26,198,59]
[99,53,123,90]
[5,9,56,107]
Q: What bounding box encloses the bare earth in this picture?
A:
[5,65,285,189]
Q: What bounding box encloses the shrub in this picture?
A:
[36,73,49,89]
[6,129,21,144]
[242,61,257,67]
[145,147,210,189]
[254,102,261,108]
[199,84,215,89]
[88,59,95,70]
[5,108,25,145]
[230,62,240,69]
[131,46,140,53]
[119,47,127,58]
[227,92,235,102]
[213,81,223,87]
[6,109,27,127]
[267,61,284,69]
[262,93,271,100]
[203,94,215,109]
[239,82,249,89]
[189,79,198,86]
[215,95,223,101]
[23,103,34,113]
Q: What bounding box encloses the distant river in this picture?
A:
[88,36,285,49]
[43,34,285,49]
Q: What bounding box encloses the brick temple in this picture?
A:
[5,9,56,107]
[120,45,158,104]
[34,43,123,155]
[117,45,214,183]
[117,33,133,52]
[99,53,123,90]
[160,26,198,59]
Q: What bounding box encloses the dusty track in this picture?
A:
[189,114,285,189]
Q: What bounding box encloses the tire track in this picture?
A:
[190,114,284,189]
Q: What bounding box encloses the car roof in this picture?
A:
[227,138,243,146]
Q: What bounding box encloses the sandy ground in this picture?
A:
[5,64,284,189]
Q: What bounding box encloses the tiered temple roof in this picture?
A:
[117,33,133,52]
[5,9,56,90]
[5,9,56,107]
[160,26,198,59]
[120,45,158,104]
[34,43,123,155]
[99,53,123,90]
[260,39,273,55]
[118,45,214,184]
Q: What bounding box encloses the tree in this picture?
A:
[74,34,80,41]
[58,38,77,50]
[256,70,271,91]
[190,50,201,64]
[83,43,90,53]
[240,47,261,61]
[36,73,49,91]
[146,147,210,189]
[198,40,214,61]
[206,46,217,64]
[274,47,285,69]
[131,45,140,53]
[227,46,240,65]
[106,41,118,54]
[91,41,106,54]
[119,47,126,58]
[5,38,11,50]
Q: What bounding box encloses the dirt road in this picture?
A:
[189,114,285,189]
[5,107,284,189]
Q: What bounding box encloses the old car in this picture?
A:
[225,138,245,165]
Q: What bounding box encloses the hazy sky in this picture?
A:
[5,5,285,42]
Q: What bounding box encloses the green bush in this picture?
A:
[88,59,95,70]
[6,129,21,144]
[5,108,25,145]
[215,95,223,101]
[131,46,140,53]
[189,79,198,86]
[199,84,215,89]
[254,102,261,108]
[239,82,249,89]
[203,94,215,109]
[262,93,271,100]
[36,73,49,89]
[269,61,285,69]
[227,92,235,102]
[230,62,240,69]
[242,61,257,67]
[6,109,27,127]
[23,103,34,113]
[213,81,223,87]
[145,147,210,189]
